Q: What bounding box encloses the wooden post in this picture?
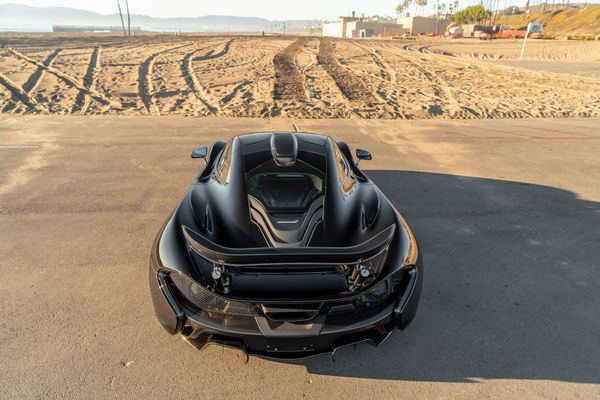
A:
[117,1,126,36]
[126,0,131,36]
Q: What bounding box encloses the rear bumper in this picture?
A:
[149,255,422,359]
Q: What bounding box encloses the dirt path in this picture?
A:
[317,38,375,104]
[138,43,194,115]
[181,44,225,115]
[0,71,44,112]
[8,47,121,110]
[71,47,101,115]
[2,48,61,113]
[273,37,308,102]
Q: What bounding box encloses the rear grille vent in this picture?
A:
[169,273,258,317]
[260,304,322,322]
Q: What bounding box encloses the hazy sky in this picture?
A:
[7,0,600,20]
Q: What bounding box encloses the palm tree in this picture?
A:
[396,3,405,16]
[417,0,428,16]
[403,0,413,16]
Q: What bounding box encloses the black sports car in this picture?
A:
[149,132,422,359]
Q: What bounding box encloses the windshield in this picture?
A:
[246,158,324,212]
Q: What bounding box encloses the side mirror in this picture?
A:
[355,149,372,165]
[191,147,208,160]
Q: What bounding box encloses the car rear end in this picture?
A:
[149,214,422,359]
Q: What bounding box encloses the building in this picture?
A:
[322,14,406,38]
[346,20,407,38]
[395,16,450,35]
[461,24,499,37]
[322,16,360,38]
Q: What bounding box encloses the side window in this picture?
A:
[216,141,232,184]
[332,141,355,193]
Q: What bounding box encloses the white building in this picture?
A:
[322,16,360,38]
[396,16,450,35]
[322,16,406,38]
[346,20,407,38]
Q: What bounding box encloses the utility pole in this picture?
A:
[117,0,126,36]
[126,0,131,36]
[435,0,440,34]
[495,0,501,26]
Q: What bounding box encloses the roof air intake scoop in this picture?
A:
[270,132,298,167]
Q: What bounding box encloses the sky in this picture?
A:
[6,0,600,20]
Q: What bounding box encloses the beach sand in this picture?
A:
[1,33,599,119]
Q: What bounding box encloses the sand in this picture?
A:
[0,33,599,119]
[425,38,600,61]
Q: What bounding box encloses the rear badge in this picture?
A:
[277,219,299,224]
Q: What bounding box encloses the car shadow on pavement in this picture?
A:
[290,170,600,383]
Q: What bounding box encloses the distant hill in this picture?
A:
[496,5,600,35]
[0,3,317,32]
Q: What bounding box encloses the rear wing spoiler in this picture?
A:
[182,225,395,266]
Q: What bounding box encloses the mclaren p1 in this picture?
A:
[149,132,422,359]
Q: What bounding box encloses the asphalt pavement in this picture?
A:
[1,116,599,399]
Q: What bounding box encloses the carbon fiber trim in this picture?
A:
[169,273,259,317]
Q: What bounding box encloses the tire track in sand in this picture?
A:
[7,47,121,111]
[194,39,233,62]
[390,44,474,117]
[138,43,194,115]
[402,43,535,118]
[352,41,412,118]
[0,71,45,113]
[317,38,374,104]
[273,37,308,101]
[405,43,513,117]
[22,48,62,92]
[181,43,227,115]
[72,46,101,115]
[2,48,61,113]
[353,42,393,83]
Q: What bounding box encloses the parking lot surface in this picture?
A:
[1,116,599,399]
